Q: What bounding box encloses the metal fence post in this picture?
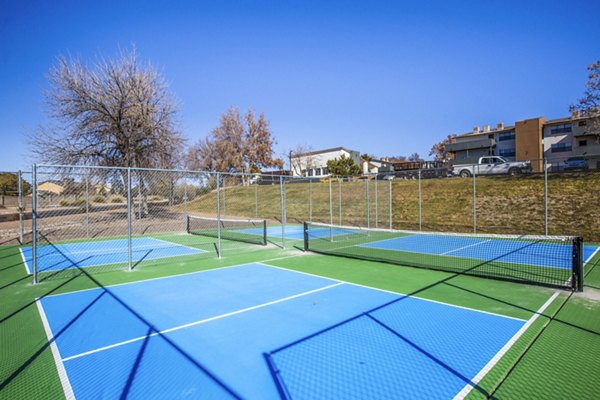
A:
[544,158,548,235]
[328,178,333,225]
[473,165,477,233]
[31,164,37,284]
[375,177,378,228]
[418,168,422,231]
[280,176,286,249]
[389,178,392,230]
[308,179,312,222]
[17,170,23,244]
[255,180,258,218]
[216,173,222,258]
[366,178,370,229]
[137,172,142,223]
[127,168,133,271]
[338,178,342,225]
[184,178,189,217]
[85,172,90,238]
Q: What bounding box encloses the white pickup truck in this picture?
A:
[451,156,532,177]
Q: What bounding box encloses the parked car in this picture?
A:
[376,173,395,180]
[451,156,532,177]
[563,156,588,171]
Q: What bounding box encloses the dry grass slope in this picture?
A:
[182,172,600,242]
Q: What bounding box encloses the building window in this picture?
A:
[488,134,494,139]
[498,130,516,142]
[578,120,587,127]
[307,169,314,177]
[316,168,322,176]
[322,167,329,175]
[579,140,587,147]
[550,123,572,134]
[498,148,516,157]
[550,143,572,153]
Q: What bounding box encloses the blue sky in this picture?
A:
[1,0,599,171]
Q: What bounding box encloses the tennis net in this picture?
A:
[303,222,584,290]
[187,215,267,246]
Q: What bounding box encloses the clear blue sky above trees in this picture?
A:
[1,0,599,171]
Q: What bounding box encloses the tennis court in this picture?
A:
[359,234,599,269]
[4,164,600,400]
[20,237,204,274]
[38,262,528,400]
[304,222,596,290]
[233,224,356,241]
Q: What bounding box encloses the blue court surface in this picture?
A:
[360,234,599,269]
[235,225,356,241]
[38,263,527,399]
[21,237,203,274]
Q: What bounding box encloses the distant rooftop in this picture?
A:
[291,146,358,157]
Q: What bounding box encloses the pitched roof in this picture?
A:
[291,147,358,158]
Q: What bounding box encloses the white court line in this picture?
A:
[440,239,493,255]
[34,251,206,278]
[585,246,600,266]
[353,240,571,270]
[258,263,526,322]
[19,247,30,275]
[453,291,561,400]
[45,254,306,298]
[61,282,344,362]
[153,237,207,252]
[36,299,76,400]
[36,238,202,258]
[33,239,205,277]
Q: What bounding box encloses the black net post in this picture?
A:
[303,222,309,252]
[263,220,268,246]
[573,236,584,292]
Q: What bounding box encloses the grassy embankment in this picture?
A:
[184,172,600,242]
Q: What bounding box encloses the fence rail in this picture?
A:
[0,157,597,285]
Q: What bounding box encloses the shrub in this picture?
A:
[59,199,69,207]
[91,195,106,203]
[150,195,162,201]
[110,197,123,203]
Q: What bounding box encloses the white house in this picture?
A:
[290,147,362,177]
[361,159,390,175]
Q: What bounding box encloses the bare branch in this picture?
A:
[30,46,184,168]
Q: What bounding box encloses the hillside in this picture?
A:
[182,173,600,243]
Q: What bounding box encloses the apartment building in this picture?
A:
[543,115,600,167]
[446,113,599,171]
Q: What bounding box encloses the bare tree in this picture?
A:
[186,107,283,181]
[289,144,316,176]
[30,47,185,219]
[30,47,184,168]
[571,60,600,142]
[185,137,220,171]
[429,135,456,162]
[408,152,423,162]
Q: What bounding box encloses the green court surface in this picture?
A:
[1,232,599,399]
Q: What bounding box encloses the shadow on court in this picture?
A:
[0,234,242,399]
[2,231,599,399]
[264,250,600,399]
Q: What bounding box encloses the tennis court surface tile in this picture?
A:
[39,263,526,399]
[21,237,203,274]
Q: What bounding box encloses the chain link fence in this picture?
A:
[0,170,32,246]
[0,157,598,284]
